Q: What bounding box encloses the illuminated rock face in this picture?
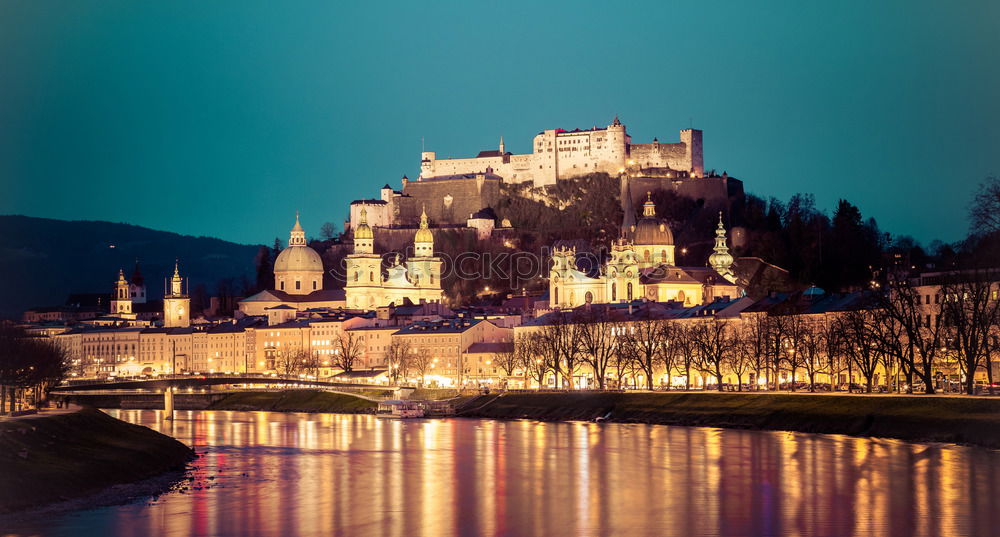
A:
[420,117,703,187]
[274,213,324,296]
[345,208,443,310]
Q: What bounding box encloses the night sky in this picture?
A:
[1,1,997,246]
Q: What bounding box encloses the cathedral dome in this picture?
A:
[633,217,674,246]
[275,214,323,274]
[274,244,323,274]
[632,193,673,246]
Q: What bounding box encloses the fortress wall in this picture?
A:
[372,227,478,253]
[628,176,736,209]
[629,143,691,171]
[398,177,501,225]
[423,155,505,177]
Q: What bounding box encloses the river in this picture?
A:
[6,409,1000,537]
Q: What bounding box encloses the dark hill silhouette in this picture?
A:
[0,215,261,318]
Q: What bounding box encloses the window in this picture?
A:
[296,281,301,290]
[369,271,374,282]
[627,282,633,300]
[313,281,318,290]
[611,282,617,301]
[280,281,285,290]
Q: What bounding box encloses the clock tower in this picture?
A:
[163,260,190,328]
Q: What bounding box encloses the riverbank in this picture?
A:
[0,407,195,513]
[458,392,1000,448]
[206,390,379,413]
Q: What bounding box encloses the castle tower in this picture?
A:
[499,136,505,154]
[606,116,629,171]
[110,269,133,316]
[345,207,384,309]
[679,129,704,177]
[708,212,736,283]
[163,260,191,328]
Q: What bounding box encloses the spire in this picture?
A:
[415,205,434,246]
[354,207,374,242]
[709,212,735,282]
[620,173,636,238]
[642,192,656,218]
[289,212,306,246]
[612,115,622,127]
[169,259,184,296]
[499,135,505,154]
[116,269,127,284]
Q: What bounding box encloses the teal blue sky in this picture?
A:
[1,1,997,246]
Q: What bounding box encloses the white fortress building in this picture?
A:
[420,117,704,186]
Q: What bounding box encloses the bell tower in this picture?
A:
[163,260,190,328]
[110,269,133,316]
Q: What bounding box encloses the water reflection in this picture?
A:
[9,410,1000,537]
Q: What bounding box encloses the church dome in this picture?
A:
[274,244,323,273]
[632,193,673,246]
[275,213,323,274]
[633,217,674,246]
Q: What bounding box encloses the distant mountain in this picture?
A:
[0,215,262,319]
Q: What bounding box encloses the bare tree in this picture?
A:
[276,348,306,378]
[798,321,827,391]
[0,328,68,413]
[779,315,808,391]
[876,277,944,393]
[839,309,883,393]
[411,349,433,387]
[491,345,520,388]
[690,319,737,391]
[334,331,364,373]
[298,351,325,379]
[537,312,581,389]
[970,176,1000,236]
[737,313,770,390]
[940,270,1000,394]
[820,317,846,391]
[385,340,411,385]
[673,323,698,390]
[320,222,338,240]
[576,307,619,389]
[516,333,548,388]
[618,315,666,391]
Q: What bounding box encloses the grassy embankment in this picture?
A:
[459,392,1000,448]
[206,390,379,413]
[0,408,194,513]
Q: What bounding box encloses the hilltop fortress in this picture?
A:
[348,117,737,233]
[420,116,704,187]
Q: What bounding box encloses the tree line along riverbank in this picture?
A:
[457,391,1000,449]
[0,407,194,513]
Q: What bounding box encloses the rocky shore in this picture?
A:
[0,407,195,513]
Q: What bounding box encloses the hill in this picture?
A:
[0,215,261,319]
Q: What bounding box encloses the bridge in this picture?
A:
[51,375,397,415]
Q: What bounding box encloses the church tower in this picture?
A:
[345,208,384,309]
[406,207,444,303]
[163,260,190,327]
[709,212,736,283]
[499,136,505,155]
[110,269,133,316]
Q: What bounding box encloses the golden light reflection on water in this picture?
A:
[12,410,1000,537]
